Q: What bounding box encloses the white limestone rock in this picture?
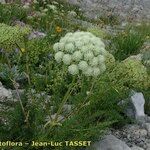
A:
[131,92,145,119]
[0,82,13,102]
[88,134,131,150]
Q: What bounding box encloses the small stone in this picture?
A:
[145,123,150,133]
[140,129,148,137]
[134,129,147,137]
[146,143,150,150]
[127,134,131,139]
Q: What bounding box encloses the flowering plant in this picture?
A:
[0,23,30,50]
[54,31,107,77]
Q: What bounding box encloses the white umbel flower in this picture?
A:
[89,57,99,66]
[87,44,95,51]
[53,42,59,52]
[72,51,82,61]
[55,51,64,63]
[68,64,79,75]
[78,61,88,71]
[84,51,94,61]
[93,46,101,56]
[83,66,93,76]
[62,54,72,65]
[60,37,68,43]
[58,42,65,51]
[75,41,84,49]
[97,40,105,48]
[65,32,73,38]
[99,47,107,55]
[65,43,75,53]
[67,37,75,43]
[93,67,100,77]
[53,31,107,77]
[98,55,105,64]
[81,46,88,53]
[82,37,90,44]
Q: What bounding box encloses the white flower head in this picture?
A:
[97,40,105,48]
[87,44,95,51]
[68,64,79,75]
[83,66,93,76]
[78,61,88,71]
[89,57,99,66]
[53,42,59,52]
[99,47,107,55]
[65,32,73,38]
[65,43,75,53]
[55,51,64,63]
[75,41,84,49]
[84,51,94,61]
[93,67,100,77]
[93,46,101,56]
[81,46,88,54]
[60,37,68,43]
[58,42,65,51]
[72,51,82,61]
[62,54,72,65]
[67,37,75,43]
[98,55,105,64]
[82,37,90,44]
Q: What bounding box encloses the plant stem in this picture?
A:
[44,76,76,128]
[61,77,97,122]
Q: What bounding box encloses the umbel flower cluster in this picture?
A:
[54,31,107,77]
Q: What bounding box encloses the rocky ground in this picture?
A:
[68,0,150,22]
[111,121,150,150]
[86,90,150,150]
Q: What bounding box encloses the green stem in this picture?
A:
[61,77,97,122]
[44,76,76,128]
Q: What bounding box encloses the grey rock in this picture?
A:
[122,91,146,122]
[89,134,131,150]
[145,123,150,137]
[128,54,143,61]
[131,146,144,150]
[131,92,145,120]
[111,123,150,149]
[0,82,13,103]
[145,123,150,132]
[28,31,46,40]
[133,129,147,137]
[147,144,150,150]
